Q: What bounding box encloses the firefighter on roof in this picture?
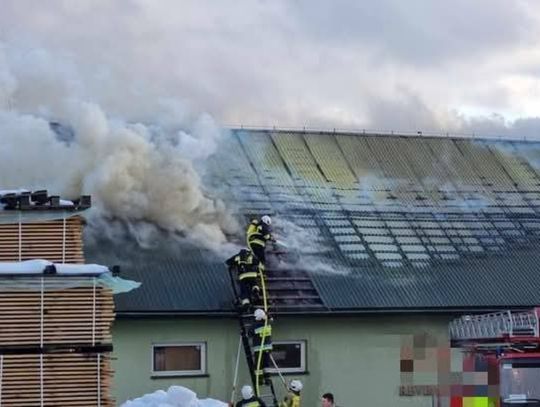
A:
[246,215,275,264]
[251,308,273,386]
[280,380,303,407]
[235,385,267,407]
[226,249,261,308]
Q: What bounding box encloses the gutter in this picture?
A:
[115,305,535,318]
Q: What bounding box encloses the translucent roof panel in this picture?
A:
[334,235,363,243]
[396,236,422,244]
[359,227,390,236]
[407,253,431,260]
[364,236,394,244]
[370,244,399,252]
[375,252,403,260]
[338,243,366,252]
[329,227,356,235]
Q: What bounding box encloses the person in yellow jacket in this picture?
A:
[225,249,261,308]
[246,215,275,264]
[280,380,302,407]
[251,308,273,386]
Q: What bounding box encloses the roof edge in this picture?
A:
[116,305,536,318]
[228,126,535,143]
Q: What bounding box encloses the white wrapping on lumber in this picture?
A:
[0,259,108,275]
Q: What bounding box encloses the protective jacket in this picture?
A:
[280,392,301,407]
[226,250,259,281]
[251,320,272,352]
[236,396,267,407]
[246,219,273,249]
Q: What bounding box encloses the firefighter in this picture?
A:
[251,308,272,386]
[280,380,303,407]
[246,215,275,264]
[225,249,261,308]
[235,385,267,407]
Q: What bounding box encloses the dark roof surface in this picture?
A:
[85,239,235,313]
[86,130,540,314]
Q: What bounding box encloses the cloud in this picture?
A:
[1,0,540,135]
[289,0,534,66]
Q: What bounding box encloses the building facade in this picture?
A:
[113,314,458,406]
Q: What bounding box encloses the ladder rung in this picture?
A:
[269,295,321,300]
[272,303,326,309]
[266,277,311,281]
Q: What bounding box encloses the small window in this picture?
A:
[267,341,306,374]
[152,343,206,377]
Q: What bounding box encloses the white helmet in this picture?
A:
[241,385,254,400]
[289,379,303,392]
[261,215,272,226]
[254,308,266,321]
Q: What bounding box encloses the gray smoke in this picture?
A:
[0,42,239,254]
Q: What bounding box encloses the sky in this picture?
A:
[1,0,540,136]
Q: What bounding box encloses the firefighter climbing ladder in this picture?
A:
[449,308,540,342]
[228,262,283,407]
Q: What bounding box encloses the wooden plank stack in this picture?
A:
[0,191,115,406]
[0,218,85,263]
[0,281,114,346]
[1,353,113,407]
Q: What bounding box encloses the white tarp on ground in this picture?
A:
[120,386,228,407]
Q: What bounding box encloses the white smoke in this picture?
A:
[0,42,239,253]
[273,218,349,275]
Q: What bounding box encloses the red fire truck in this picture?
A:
[449,308,540,406]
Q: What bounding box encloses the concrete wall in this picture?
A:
[112,314,457,406]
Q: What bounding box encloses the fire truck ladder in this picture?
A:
[228,264,281,407]
[449,308,540,343]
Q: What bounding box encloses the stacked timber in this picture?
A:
[0,217,85,263]
[0,190,115,407]
[0,279,114,347]
[1,353,113,406]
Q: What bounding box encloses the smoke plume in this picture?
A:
[0,42,239,253]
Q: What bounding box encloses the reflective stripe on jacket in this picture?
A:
[246,220,272,247]
[280,393,300,407]
[227,252,259,280]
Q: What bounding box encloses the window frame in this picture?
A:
[151,342,207,377]
[267,340,307,374]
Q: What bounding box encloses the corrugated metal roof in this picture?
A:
[86,131,540,313]
[85,239,235,313]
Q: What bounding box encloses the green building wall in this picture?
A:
[112,314,458,406]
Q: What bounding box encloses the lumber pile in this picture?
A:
[0,190,116,406]
[1,353,113,407]
[0,280,114,346]
[0,217,85,263]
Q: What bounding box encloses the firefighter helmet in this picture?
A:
[241,385,254,400]
[254,308,266,321]
[289,379,303,392]
[261,215,272,225]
